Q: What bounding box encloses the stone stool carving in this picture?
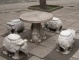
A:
[3,33,28,59]
[56,29,75,54]
[7,19,24,33]
[45,17,62,33]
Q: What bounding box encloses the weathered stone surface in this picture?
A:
[0,37,4,48]
[29,56,44,60]
[71,22,79,28]
[40,36,57,50]
[0,25,7,35]
[75,33,79,39]
[67,26,79,32]
[45,17,62,33]
[72,49,79,59]
[69,57,79,60]
[3,34,28,59]
[27,42,37,51]
[0,56,7,60]
[64,18,78,23]
[20,11,53,23]
[7,19,24,33]
[62,20,74,29]
[29,45,52,58]
[57,29,75,54]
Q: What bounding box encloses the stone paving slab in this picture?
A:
[0,24,7,36]
[0,2,39,11]
[75,33,79,40]
[40,34,58,49]
[0,37,4,48]
[0,56,7,60]
[70,22,79,28]
[28,56,44,60]
[69,57,79,60]
[29,45,52,58]
[40,36,57,50]
[63,18,78,23]
[72,49,79,59]
[62,21,74,29]
[27,42,37,51]
[67,26,79,32]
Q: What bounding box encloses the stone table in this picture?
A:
[20,11,53,43]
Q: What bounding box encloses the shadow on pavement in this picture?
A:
[44,39,79,60]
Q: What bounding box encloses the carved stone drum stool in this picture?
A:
[56,29,75,54]
[3,33,28,59]
[7,19,24,33]
[45,17,62,33]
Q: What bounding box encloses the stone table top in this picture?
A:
[20,11,53,23]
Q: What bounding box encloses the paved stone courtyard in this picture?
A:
[0,0,79,60]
